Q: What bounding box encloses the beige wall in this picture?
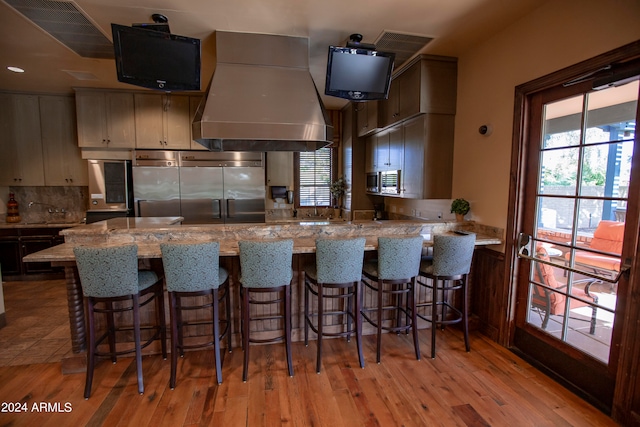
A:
[451,0,640,240]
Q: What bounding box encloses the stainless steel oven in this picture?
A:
[87,160,133,212]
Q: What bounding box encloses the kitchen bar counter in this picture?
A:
[23,218,502,361]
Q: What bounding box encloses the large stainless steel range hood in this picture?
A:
[192,31,333,152]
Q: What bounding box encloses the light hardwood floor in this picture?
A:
[0,280,619,426]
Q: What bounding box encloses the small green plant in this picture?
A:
[330,177,346,199]
[450,198,470,215]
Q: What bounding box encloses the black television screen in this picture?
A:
[111,24,201,91]
[324,46,395,101]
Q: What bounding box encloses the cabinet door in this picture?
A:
[266,152,293,186]
[356,101,379,136]
[0,94,18,185]
[189,95,207,150]
[165,95,191,150]
[134,94,165,149]
[422,114,454,198]
[380,78,400,127]
[398,62,421,121]
[40,96,88,186]
[402,116,425,199]
[76,91,108,147]
[12,95,45,186]
[21,237,55,274]
[388,125,403,171]
[375,132,390,171]
[0,237,21,276]
[365,136,376,173]
[105,92,136,148]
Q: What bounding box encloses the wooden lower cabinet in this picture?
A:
[0,228,66,279]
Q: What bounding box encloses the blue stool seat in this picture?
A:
[160,241,231,388]
[304,237,366,373]
[238,239,294,381]
[418,233,476,358]
[73,244,167,398]
[361,236,423,363]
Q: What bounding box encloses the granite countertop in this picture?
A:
[0,221,83,229]
[24,218,503,263]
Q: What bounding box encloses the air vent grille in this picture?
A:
[4,0,113,58]
[374,31,433,68]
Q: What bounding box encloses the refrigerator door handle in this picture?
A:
[227,199,236,218]
[212,199,222,219]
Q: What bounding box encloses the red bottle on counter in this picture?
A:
[6,192,21,223]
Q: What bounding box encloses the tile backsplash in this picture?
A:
[1,186,88,223]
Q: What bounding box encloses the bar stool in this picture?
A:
[238,239,294,381]
[73,244,167,398]
[418,233,476,359]
[304,237,366,373]
[160,241,231,388]
[361,235,423,363]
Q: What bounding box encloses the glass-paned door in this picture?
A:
[521,80,637,364]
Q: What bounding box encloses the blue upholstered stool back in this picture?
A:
[315,238,366,284]
[377,236,423,280]
[238,240,294,288]
[73,244,140,298]
[160,242,228,292]
[427,233,476,277]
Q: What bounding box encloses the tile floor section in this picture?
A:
[0,280,71,366]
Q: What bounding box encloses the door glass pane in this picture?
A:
[526,80,637,364]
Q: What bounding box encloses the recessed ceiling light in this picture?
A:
[7,66,24,73]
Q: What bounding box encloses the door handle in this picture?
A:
[212,199,222,219]
[227,199,236,218]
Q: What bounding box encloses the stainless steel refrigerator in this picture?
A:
[132,150,265,224]
[132,151,181,218]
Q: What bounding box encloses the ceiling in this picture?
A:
[0,0,546,110]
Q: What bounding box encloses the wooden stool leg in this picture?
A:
[285,285,294,377]
[169,292,179,390]
[132,294,144,395]
[355,281,365,369]
[224,283,232,352]
[304,279,310,346]
[156,286,167,359]
[213,288,223,384]
[462,276,470,352]
[411,278,421,360]
[242,287,250,382]
[106,301,117,363]
[376,280,383,364]
[431,279,438,359]
[84,298,96,399]
[316,283,323,374]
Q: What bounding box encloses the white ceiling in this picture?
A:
[0,0,546,109]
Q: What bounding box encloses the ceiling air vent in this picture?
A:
[4,0,113,58]
[374,31,434,68]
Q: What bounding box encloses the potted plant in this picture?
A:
[330,177,346,208]
[451,198,470,221]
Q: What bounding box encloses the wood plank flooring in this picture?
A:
[0,280,619,426]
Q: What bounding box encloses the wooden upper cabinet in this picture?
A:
[39,96,88,186]
[379,55,457,128]
[76,90,136,148]
[356,101,379,137]
[135,93,191,150]
[365,135,375,173]
[401,114,454,199]
[0,94,45,186]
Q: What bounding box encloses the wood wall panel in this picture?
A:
[469,248,506,343]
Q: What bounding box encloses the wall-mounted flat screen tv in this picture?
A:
[111,23,201,91]
[324,46,395,101]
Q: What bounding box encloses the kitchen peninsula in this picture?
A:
[23,217,502,365]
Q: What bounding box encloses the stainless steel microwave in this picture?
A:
[380,170,401,195]
[366,172,379,194]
